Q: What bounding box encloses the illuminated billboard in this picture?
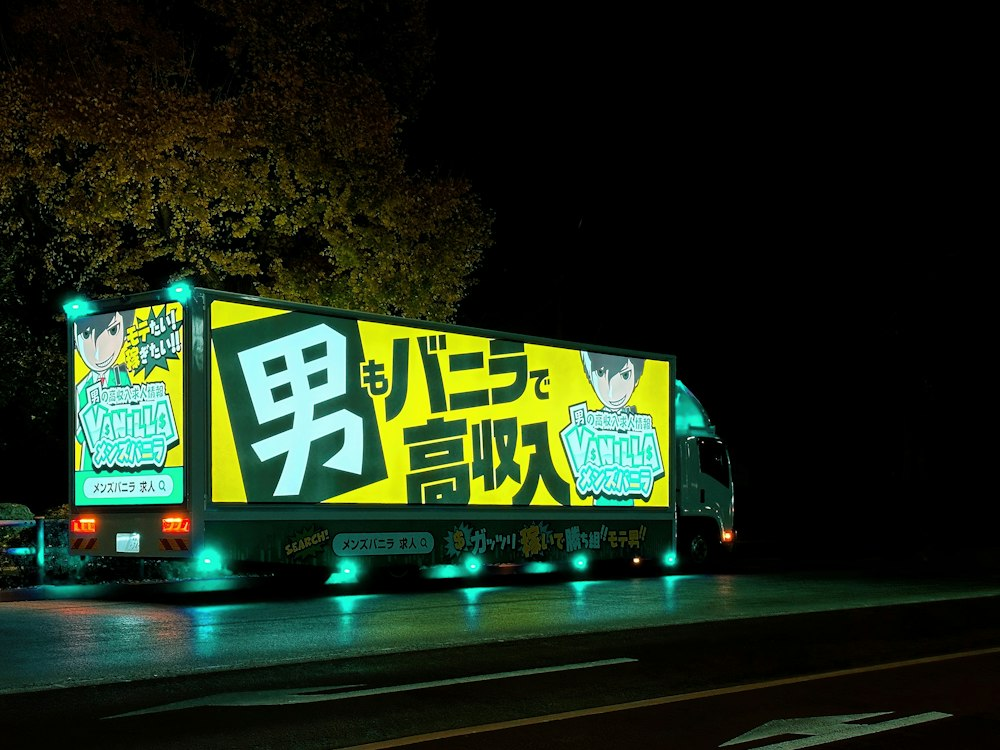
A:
[71,302,184,506]
[210,301,671,509]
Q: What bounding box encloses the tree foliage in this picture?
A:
[0,0,493,507]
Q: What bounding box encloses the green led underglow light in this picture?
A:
[196,547,224,574]
[328,560,360,584]
[524,561,556,574]
[63,297,96,321]
[425,564,464,580]
[167,281,192,303]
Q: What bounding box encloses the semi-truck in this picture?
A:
[65,284,735,584]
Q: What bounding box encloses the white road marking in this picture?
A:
[104,658,637,719]
[721,711,952,748]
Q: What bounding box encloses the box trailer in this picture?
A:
[66,284,734,583]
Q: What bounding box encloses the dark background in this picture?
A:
[409,4,991,558]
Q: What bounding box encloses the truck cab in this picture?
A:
[675,380,736,569]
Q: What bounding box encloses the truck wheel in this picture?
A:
[683,530,717,570]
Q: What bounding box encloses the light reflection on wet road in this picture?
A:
[2,569,999,695]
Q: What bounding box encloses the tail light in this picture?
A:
[71,517,97,534]
[162,516,191,533]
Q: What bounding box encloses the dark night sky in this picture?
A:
[412,5,991,550]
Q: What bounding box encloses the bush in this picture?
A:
[1,503,40,588]
[0,503,34,520]
[37,520,85,584]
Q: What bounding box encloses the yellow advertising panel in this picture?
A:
[71,302,185,506]
[210,301,671,509]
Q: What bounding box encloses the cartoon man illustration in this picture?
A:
[579,351,648,506]
[581,350,645,413]
[74,308,135,470]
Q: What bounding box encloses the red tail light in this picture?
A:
[162,516,191,533]
[71,517,97,533]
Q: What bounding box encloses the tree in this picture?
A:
[0,0,494,510]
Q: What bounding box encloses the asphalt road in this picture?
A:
[1,559,999,748]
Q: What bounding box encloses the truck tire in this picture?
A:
[681,527,718,571]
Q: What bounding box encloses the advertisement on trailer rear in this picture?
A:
[69,300,185,508]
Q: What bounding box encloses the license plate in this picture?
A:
[116,533,141,553]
